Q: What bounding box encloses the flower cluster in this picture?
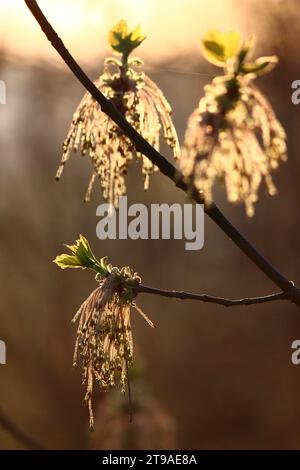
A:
[57,20,179,208]
[180,30,287,216]
[54,235,154,430]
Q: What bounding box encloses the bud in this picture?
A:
[201,30,242,67]
[108,19,146,56]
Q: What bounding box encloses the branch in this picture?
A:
[24,0,300,307]
[137,285,287,307]
[0,408,45,450]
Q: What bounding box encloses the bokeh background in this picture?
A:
[0,0,300,449]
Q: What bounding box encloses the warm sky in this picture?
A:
[0,0,247,65]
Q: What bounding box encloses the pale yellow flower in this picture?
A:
[54,236,155,430]
[180,31,287,216]
[57,53,179,208]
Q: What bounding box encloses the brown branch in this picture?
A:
[136,285,287,307]
[24,0,300,306]
[0,408,45,450]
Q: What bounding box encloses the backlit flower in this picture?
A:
[57,21,179,208]
[54,236,155,430]
[180,31,287,216]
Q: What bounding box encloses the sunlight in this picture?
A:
[0,0,244,65]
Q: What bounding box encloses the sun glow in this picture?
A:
[1,0,243,65]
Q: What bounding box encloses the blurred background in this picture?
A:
[0,0,300,450]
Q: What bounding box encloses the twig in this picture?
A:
[136,284,287,307]
[0,408,45,450]
[24,0,300,306]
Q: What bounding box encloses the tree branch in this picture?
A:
[0,408,45,450]
[136,284,287,307]
[24,0,300,306]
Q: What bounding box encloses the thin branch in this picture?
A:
[0,408,45,450]
[136,284,287,307]
[24,0,300,306]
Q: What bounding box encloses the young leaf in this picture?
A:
[201,30,241,66]
[241,55,278,75]
[54,235,108,275]
[108,19,146,56]
[54,253,86,270]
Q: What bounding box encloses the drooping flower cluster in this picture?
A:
[180,30,287,216]
[54,235,154,430]
[57,20,180,208]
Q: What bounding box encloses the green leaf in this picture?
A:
[241,55,278,75]
[108,19,146,56]
[66,235,95,267]
[54,235,109,276]
[54,253,86,270]
[237,36,255,65]
[201,30,241,67]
